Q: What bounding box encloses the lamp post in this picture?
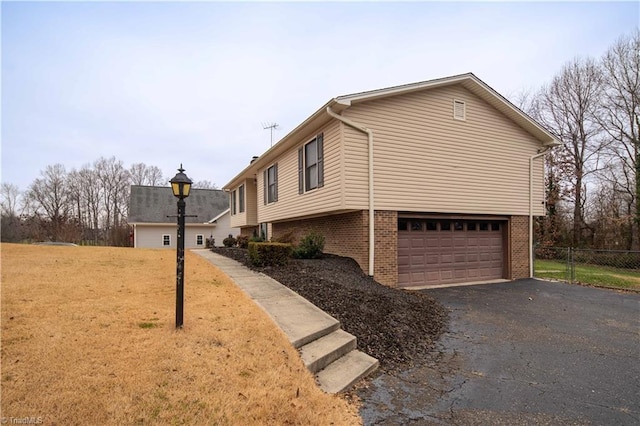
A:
[170,165,192,328]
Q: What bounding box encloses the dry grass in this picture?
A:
[1,244,361,425]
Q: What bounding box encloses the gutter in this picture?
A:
[326,106,375,277]
[529,146,553,277]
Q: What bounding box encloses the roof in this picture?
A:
[224,73,560,189]
[128,186,229,224]
[207,208,231,224]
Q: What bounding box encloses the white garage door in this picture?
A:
[398,219,504,287]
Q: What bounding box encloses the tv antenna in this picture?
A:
[262,122,279,147]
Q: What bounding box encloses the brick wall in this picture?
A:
[373,211,398,287]
[271,211,369,273]
[510,216,530,279]
[239,227,258,238]
[271,210,400,287]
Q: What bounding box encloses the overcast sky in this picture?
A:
[2,1,638,193]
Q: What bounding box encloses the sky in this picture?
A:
[2,1,638,193]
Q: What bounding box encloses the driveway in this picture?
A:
[357,279,640,425]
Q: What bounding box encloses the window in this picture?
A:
[411,221,423,231]
[491,222,501,231]
[196,235,204,246]
[264,164,278,204]
[231,190,237,215]
[453,221,464,231]
[440,221,451,231]
[162,235,170,246]
[467,222,477,231]
[479,222,489,231]
[398,219,408,231]
[298,133,324,194]
[426,221,437,231]
[239,184,245,213]
[453,99,466,121]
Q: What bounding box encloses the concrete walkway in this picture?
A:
[193,249,378,393]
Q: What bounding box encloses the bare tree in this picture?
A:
[537,57,605,247]
[78,165,103,244]
[95,157,130,244]
[1,183,25,242]
[192,180,219,190]
[129,163,166,186]
[27,164,71,241]
[598,30,640,249]
[0,183,21,217]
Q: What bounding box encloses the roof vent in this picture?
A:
[250,156,259,164]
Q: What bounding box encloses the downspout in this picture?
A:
[326,106,375,276]
[529,147,552,277]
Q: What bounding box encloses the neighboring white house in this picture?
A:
[128,185,232,249]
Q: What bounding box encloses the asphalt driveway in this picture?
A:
[357,279,640,425]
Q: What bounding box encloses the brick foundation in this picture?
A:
[271,212,530,286]
[373,211,398,287]
[272,211,369,274]
[510,216,530,279]
[271,210,399,287]
[239,227,258,238]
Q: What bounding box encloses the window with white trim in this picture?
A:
[263,164,278,204]
[196,234,204,246]
[162,234,171,246]
[298,133,324,194]
[239,184,245,213]
[231,190,237,215]
[453,99,466,121]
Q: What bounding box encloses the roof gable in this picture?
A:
[128,186,229,224]
[336,73,559,147]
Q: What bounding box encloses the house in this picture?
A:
[128,185,231,249]
[224,73,560,288]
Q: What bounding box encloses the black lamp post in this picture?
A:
[170,164,192,329]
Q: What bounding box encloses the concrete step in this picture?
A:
[299,329,357,374]
[315,350,380,394]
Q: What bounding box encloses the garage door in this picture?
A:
[398,219,504,287]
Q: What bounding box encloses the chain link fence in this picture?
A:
[534,246,640,288]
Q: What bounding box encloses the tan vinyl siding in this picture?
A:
[343,126,370,210]
[230,179,258,228]
[342,85,546,216]
[258,121,343,223]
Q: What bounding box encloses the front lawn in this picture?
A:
[1,244,360,425]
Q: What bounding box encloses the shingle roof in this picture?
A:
[128,185,228,224]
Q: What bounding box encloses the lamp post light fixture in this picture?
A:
[170,164,192,329]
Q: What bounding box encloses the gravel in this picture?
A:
[211,247,448,372]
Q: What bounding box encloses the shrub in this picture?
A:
[205,237,215,249]
[250,235,264,243]
[222,236,237,247]
[248,242,293,267]
[293,231,325,259]
[236,235,249,249]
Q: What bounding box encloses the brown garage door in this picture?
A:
[398,219,504,287]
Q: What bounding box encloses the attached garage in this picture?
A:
[398,217,506,287]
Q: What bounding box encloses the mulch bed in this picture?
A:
[210,247,448,372]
